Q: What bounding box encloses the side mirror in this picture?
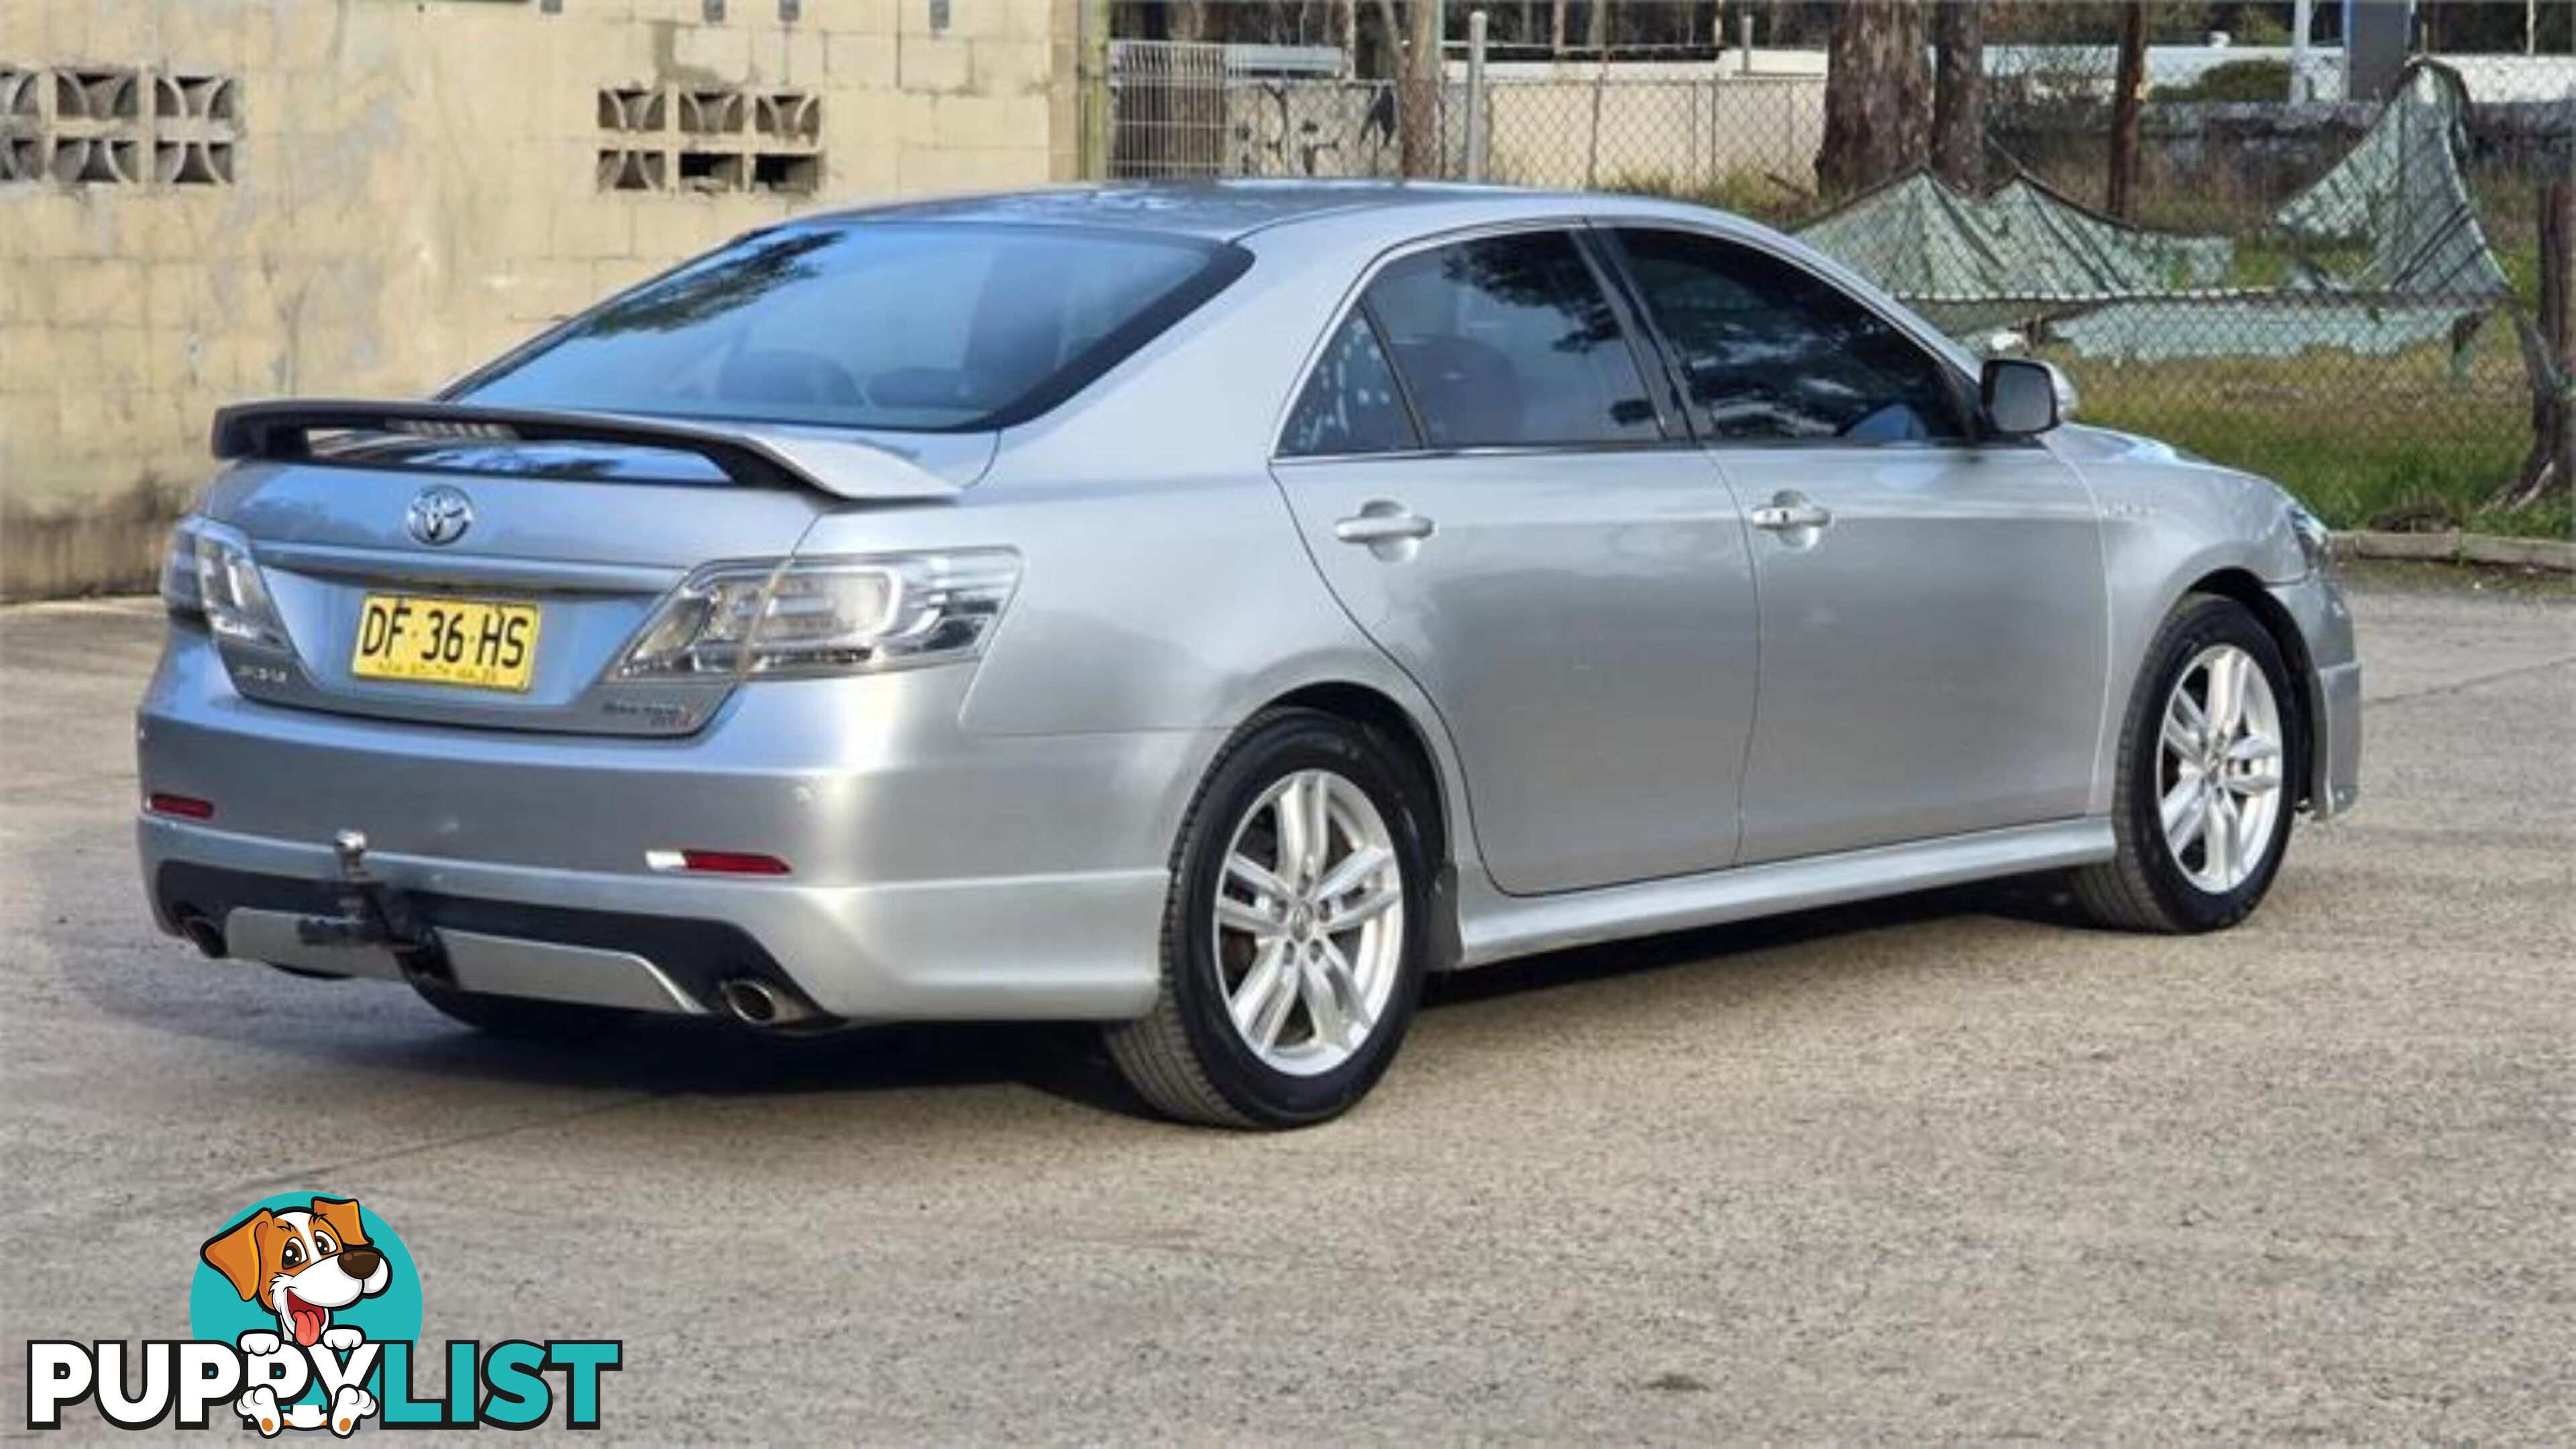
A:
[1980,358,2062,437]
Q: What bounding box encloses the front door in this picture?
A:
[1605,225,2108,864]
[1271,227,1760,895]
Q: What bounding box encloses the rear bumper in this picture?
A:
[141,831,1169,1021]
[137,629,1212,1022]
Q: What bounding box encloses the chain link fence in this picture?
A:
[1087,11,2574,537]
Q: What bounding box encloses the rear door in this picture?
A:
[1603,225,2108,863]
[1271,226,1760,895]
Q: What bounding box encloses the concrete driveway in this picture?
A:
[3,572,2569,1443]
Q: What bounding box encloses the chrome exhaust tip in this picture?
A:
[176,910,227,959]
[717,977,814,1028]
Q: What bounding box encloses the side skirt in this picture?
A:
[1453,818,2114,969]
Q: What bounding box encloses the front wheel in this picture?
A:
[1105,710,1435,1129]
[2073,594,2299,932]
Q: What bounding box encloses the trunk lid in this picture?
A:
[197,405,990,737]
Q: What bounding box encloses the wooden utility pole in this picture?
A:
[2106,0,2149,219]
[1931,0,1985,191]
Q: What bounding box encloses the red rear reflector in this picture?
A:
[145,792,215,820]
[675,850,791,876]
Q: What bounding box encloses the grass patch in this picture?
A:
[2040,338,2569,541]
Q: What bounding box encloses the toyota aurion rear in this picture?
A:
[141,184,2358,1128]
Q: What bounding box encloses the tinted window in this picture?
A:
[455,224,1244,432]
[1613,229,1968,443]
[1281,310,1420,458]
[1362,231,1661,449]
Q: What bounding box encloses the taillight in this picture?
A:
[615,551,1018,681]
[145,792,216,820]
[160,517,294,653]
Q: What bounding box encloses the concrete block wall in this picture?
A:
[0,0,1083,599]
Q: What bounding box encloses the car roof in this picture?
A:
[789,180,1730,246]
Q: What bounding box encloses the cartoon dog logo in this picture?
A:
[200,1197,388,1434]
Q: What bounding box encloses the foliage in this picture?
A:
[2150,58,2294,103]
[2039,335,2569,539]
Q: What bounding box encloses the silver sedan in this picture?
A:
[137,183,2360,1128]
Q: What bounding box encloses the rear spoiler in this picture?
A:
[209,400,961,502]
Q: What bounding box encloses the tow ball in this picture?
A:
[293,830,449,981]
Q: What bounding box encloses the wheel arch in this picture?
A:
[1258,679,1466,970]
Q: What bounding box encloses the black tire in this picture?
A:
[2072,593,2300,933]
[412,979,637,1042]
[1104,708,1437,1129]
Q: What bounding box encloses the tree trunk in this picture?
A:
[1550,0,1566,54]
[2499,174,2575,510]
[2106,0,2148,219]
[1815,0,1931,197]
[1586,0,1609,54]
[1375,0,1444,178]
[1931,0,1985,191]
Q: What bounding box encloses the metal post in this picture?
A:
[1739,9,1753,76]
[1464,9,1489,181]
[2290,0,2314,101]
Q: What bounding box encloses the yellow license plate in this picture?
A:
[350,594,541,692]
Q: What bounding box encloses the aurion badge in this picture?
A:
[405,486,474,547]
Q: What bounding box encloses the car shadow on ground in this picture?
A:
[68,873,2092,1124]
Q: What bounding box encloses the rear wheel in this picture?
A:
[2073,594,2298,932]
[1106,710,1434,1129]
[412,979,636,1041]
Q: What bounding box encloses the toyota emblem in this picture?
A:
[405,485,474,547]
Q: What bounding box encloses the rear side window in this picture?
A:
[1280,310,1419,458]
[453,223,1247,433]
[1362,231,1662,449]
[1612,228,1968,443]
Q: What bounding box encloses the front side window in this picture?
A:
[454,223,1246,433]
[1612,228,1968,444]
[1361,231,1662,449]
[1280,309,1420,458]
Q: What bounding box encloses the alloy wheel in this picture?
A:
[2157,643,2286,894]
[1210,768,1406,1076]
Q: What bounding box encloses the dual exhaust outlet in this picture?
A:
[174,905,818,1030]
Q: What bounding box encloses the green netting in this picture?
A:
[1797,173,2235,306]
[2051,297,2477,362]
[1794,60,2511,363]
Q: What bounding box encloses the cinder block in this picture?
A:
[0,325,58,394]
[898,34,972,94]
[826,31,897,87]
[669,23,755,80]
[146,329,213,396]
[757,25,831,87]
[47,260,148,330]
[971,37,1053,96]
[146,263,217,332]
[551,195,639,260]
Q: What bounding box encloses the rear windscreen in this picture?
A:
[452,223,1247,433]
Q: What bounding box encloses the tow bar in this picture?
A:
[293,830,451,982]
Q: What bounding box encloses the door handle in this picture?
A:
[1749,496,1833,533]
[1334,511,1436,545]
[1333,501,1436,559]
